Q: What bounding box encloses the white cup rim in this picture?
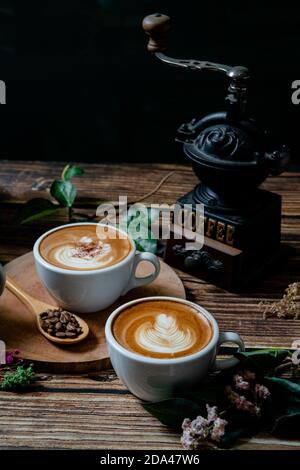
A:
[105,296,220,365]
[33,222,136,275]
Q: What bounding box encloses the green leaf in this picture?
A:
[263,377,300,437]
[50,180,77,207]
[61,165,84,181]
[234,349,290,375]
[179,380,229,408]
[143,398,204,430]
[13,198,60,224]
[265,376,300,398]
[134,238,157,253]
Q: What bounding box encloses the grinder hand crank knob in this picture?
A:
[142,13,171,53]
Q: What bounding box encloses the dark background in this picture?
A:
[0,0,300,164]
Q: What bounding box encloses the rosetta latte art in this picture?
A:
[113,300,213,359]
[136,314,195,354]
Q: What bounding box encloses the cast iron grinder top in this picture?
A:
[142,14,290,206]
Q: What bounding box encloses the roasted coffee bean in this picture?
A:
[55,332,67,338]
[66,323,76,332]
[55,322,62,330]
[65,332,76,338]
[60,313,68,323]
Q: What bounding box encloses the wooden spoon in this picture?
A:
[5,276,89,345]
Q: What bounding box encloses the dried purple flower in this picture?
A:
[233,374,250,390]
[206,404,218,423]
[182,418,192,430]
[254,406,261,417]
[234,395,256,413]
[255,384,271,400]
[181,429,198,450]
[292,349,300,366]
[211,417,228,442]
[181,405,228,449]
[5,353,15,365]
[5,349,21,365]
[190,415,210,438]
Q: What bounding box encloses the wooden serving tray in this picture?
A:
[0,252,185,373]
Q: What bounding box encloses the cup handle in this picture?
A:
[214,332,245,370]
[0,264,6,296]
[122,252,161,295]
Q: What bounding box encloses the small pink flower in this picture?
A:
[5,352,15,365]
[234,395,255,412]
[292,349,300,366]
[181,405,227,449]
[5,349,21,365]
[255,384,270,400]
[191,416,210,438]
[182,418,192,430]
[181,430,196,450]
[233,374,250,390]
[254,406,261,417]
[206,404,218,423]
[211,417,228,442]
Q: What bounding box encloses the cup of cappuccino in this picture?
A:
[105,297,245,401]
[33,223,160,313]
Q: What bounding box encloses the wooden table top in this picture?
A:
[0,160,299,450]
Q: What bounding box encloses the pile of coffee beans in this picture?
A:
[39,308,83,338]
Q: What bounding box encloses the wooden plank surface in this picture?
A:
[0,372,299,450]
[0,160,300,450]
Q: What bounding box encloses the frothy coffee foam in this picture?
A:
[39,225,131,271]
[113,300,213,359]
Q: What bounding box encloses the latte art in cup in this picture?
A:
[113,300,213,359]
[39,225,131,271]
[137,313,194,354]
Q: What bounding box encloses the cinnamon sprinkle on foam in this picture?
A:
[71,239,104,260]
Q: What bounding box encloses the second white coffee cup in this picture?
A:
[105,296,245,401]
[33,223,160,313]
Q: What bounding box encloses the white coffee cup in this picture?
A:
[33,223,160,313]
[105,296,245,401]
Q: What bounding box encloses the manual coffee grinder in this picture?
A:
[142,13,290,291]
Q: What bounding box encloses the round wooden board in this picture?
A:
[0,252,185,373]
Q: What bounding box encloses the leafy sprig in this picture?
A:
[13,165,85,225]
[0,364,34,391]
[13,165,159,254]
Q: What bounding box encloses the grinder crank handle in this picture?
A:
[142,13,249,79]
[142,13,250,120]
